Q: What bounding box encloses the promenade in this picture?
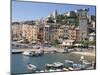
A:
[12,47,65,53]
[12,47,95,57]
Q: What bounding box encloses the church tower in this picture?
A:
[78,8,89,41]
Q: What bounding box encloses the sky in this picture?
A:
[12,1,96,22]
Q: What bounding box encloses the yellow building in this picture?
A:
[22,24,39,42]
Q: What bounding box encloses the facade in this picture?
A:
[22,24,35,42]
[68,27,77,41]
[12,23,39,43]
[32,25,39,41]
[44,25,50,42]
[11,24,22,41]
[49,24,58,43]
[12,8,94,44]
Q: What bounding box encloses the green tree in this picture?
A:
[88,41,96,46]
[47,17,54,23]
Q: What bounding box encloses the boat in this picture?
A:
[27,63,37,71]
[68,67,74,71]
[73,60,91,70]
[53,62,64,68]
[62,68,69,71]
[39,70,45,73]
[45,62,64,70]
[73,64,82,70]
[45,64,54,70]
[83,60,92,68]
[64,60,74,68]
[22,51,43,57]
[22,51,35,56]
[48,69,55,72]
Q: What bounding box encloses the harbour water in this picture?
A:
[11,53,95,74]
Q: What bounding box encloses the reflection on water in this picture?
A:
[11,53,95,74]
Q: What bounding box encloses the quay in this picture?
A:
[12,49,41,54]
[12,48,65,54]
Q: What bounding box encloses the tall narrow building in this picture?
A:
[78,8,89,41]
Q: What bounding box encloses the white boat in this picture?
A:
[40,70,44,72]
[22,51,31,56]
[45,62,64,70]
[68,67,74,71]
[63,68,69,71]
[53,62,64,68]
[27,63,37,71]
[64,60,74,68]
[48,69,55,72]
[64,60,74,64]
[55,69,62,72]
[22,51,33,56]
[83,60,92,68]
[22,51,43,56]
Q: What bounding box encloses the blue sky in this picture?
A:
[12,1,96,22]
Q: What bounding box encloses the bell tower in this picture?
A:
[78,8,89,41]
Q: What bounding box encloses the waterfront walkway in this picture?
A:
[12,48,95,57]
[12,47,65,53]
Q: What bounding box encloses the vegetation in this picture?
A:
[47,17,54,23]
[80,40,96,47]
[88,41,96,46]
[56,14,79,26]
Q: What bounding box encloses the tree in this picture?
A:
[88,41,96,46]
[47,17,54,23]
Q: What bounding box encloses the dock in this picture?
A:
[12,49,40,54]
[12,47,65,54]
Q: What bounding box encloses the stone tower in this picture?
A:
[78,8,89,41]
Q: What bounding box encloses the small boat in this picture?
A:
[68,67,74,71]
[40,70,45,73]
[73,64,82,70]
[22,51,30,56]
[83,60,92,68]
[53,62,64,68]
[22,51,35,56]
[55,69,62,72]
[27,63,37,71]
[45,62,64,70]
[64,60,74,68]
[48,69,55,72]
[64,60,74,64]
[45,64,54,70]
[22,51,43,57]
[63,68,69,71]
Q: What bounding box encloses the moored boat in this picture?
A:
[64,60,74,68]
[45,62,64,70]
[27,63,37,71]
[22,51,43,57]
[22,51,35,56]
